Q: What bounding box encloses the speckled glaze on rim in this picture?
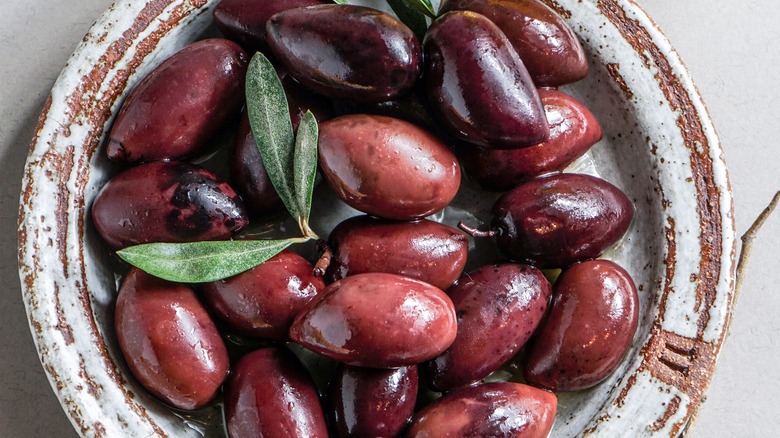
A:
[17,0,735,436]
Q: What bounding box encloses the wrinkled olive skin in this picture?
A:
[230,71,333,216]
[424,11,548,149]
[459,89,602,190]
[524,260,639,391]
[492,173,633,268]
[428,264,551,391]
[319,114,461,220]
[267,5,421,103]
[92,161,247,249]
[440,0,588,86]
[224,347,328,438]
[407,382,556,438]
[290,273,457,368]
[200,250,325,340]
[115,268,229,410]
[326,216,468,290]
[107,39,247,162]
[330,365,418,438]
[213,0,322,53]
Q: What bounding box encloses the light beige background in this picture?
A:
[1,0,777,436]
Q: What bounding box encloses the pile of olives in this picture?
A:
[92,0,640,436]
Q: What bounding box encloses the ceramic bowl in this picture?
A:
[18,0,736,436]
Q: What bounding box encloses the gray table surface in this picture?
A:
[2,0,778,436]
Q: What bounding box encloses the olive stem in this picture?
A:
[457,221,498,238]
[298,216,319,240]
[734,190,780,299]
[313,239,333,277]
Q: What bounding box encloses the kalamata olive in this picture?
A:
[213,0,322,53]
[230,70,333,216]
[290,273,457,368]
[440,0,588,86]
[524,259,639,391]
[330,365,418,438]
[318,114,461,220]
[406,382,556,437]
[424,11,548,149]
[115,268,229,410]
[200,250,325,340]
[428,263,551,391]
[91,161,247,249]
[326,216,468,290]
[107,38,247,162]
[459,89,602,190]
[266,5,421,103]
[224,347,328,438]
[490,173,633,268]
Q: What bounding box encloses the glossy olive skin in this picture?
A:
[428,264,551,391]
[492,173,633,268]
[524,260,639,391]
[290,273,457,368]
[440,0,588,86]
[213,0,322,53]
[115,268,229,410]
[200,250,325,340]
[424,11,548,149]
[230,70,333,216]
[92,161,247,249]
[224,347,328,438]
[319,114,461,220]
[330,365,418,438]
[107,39,247,162]
[326,216,468,290]
[267,5,421,103]
[407,382,556,438]
[459,89,602,190]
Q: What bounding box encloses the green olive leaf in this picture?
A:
[116,238,309,283]
[332,0,349,4]
[401,0,436,18]
[293,111,319,238]
[245,52,299,221]
[386,0,429,39]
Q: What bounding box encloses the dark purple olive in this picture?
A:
[107,39,247,162]
[200,250,325,340]
[213,0,322,53]
[224,347,328,438]
[459,89,603,190]
[290,273,457,368]
[424,11,548,149]
[330,365,418,438]
[428,263,551,391]
[524,259,639,391]
[91,161,247,249]
[230,70,333,216]
[489,173,633,268]
[406,382,556,437]
[440,0,588,86]
[115,268,229,410]
[326,216,468,290]
[266,5,421,103]
[318,114,461,220]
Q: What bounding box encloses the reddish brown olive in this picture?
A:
[289,273,457,368]
[107,38,247,162]
[459,89,603,190]
[114,268,229,410]
[427,263,552,391]
[200,250,325,340]
[224,347,328,438]
[406,382,557,437]
[330,365,418,438]
[318,114,461,220]
[326,216,468,290]
[524,259,639,391]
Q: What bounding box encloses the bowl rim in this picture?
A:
[17,0,736,436]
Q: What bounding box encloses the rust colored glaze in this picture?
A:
[651,394,682,432]
[606,63,634,99]
[540,0,572,19]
